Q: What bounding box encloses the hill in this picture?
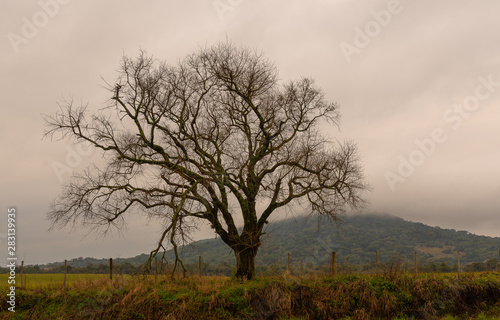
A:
[39,214,500,273]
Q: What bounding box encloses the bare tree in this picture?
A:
[44,43,367,279]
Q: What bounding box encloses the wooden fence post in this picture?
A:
[199,256,202,277]
[331,252,336,276]
[375,251,378,275]
[63,259,67,288]
[287,253,290,275]
[155,257,158,283]
[20,261,24,288]
[109,258,113,282]
[457,251,460,278]
[414,251,418,275]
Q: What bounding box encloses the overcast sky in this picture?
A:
[1,0,499,264]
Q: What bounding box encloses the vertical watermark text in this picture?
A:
[6,207,17,312]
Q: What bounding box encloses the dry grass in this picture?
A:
[1,272,499,319]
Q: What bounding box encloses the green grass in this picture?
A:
[0,272,499,319]
[0,274,125,289]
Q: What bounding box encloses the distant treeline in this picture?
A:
[3,215,500,276]
[1,258,498,275]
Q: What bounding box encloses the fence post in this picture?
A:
[286,253,290,276]
[375,251,378,275]
[20,261,24,288]
[199,256,202,277]
[64,259,67,288]
[331,252,336,276]
[414,251,418,275]
[109,258,113,282]
[457,251,460,278]
[155,257,158,283]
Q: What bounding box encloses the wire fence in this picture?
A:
[3,248,500,289]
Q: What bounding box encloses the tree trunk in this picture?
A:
[234,246,258,280]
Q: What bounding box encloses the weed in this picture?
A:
[1,273,499,319]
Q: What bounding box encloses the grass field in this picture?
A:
[1,272,500,319]
[0,274,116,289]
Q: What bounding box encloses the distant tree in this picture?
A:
[437,262,452,273]
[485,259,499,271]
[43,43,367,280]
[464,262,487,272]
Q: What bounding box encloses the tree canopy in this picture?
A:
[44,43,367,279]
